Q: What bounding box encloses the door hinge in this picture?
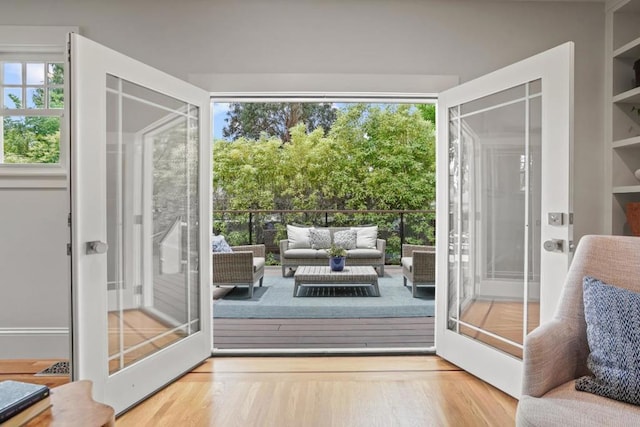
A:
[67,243,71,256]
[134,285,143,295]
[67,212,72,227]
[134,215,143,225]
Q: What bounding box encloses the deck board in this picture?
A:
[214,317,435,349]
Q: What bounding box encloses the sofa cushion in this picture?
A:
[287,225,311,249]
[309,228,331,249]
[253,257,265,272]
[351,226,378,248]
[346,248,382,259]
[575,276,640,406]
[333,229,357,250]
[401,257,413,272]
[283,248,318,259]
[212,235,233,253]
[518,380,640,426]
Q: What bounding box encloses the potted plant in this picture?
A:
[327,244,347,271]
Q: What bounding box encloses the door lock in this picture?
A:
[543,239,564,253]
[86,241,108,254]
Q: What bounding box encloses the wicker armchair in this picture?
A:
[401,244,436,298]
[212,244,265,298]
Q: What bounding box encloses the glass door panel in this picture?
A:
[105,76,200,374]
[448,81,542,360]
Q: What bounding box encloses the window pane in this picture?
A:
[2,116,60,163]
[26,63,45,85]
[26,87,44,109]
[3,63,22,85]
[49,88,64,108]
[3,88,22,108]
[47,63,64,84]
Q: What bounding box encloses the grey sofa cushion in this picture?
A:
[401,257,412,271]
[575,276,640,406]
[346,248,382,259]
[283,249,318,259]
[253,257,265,272]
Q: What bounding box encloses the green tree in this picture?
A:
[222,102,337,143]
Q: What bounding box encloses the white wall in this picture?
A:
[0,183,69,358]
[0,0,605,355]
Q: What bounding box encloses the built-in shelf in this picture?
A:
[614,35,640,59]
[613,135,640,148]
[613,86,640,103]
[613,185,640,193]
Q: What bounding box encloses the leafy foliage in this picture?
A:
[222,102,337,143]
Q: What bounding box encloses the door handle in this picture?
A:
[86,241,108,254]
[543,239,564,253]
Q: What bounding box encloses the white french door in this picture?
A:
[69,33,211,414]
[435,42,574,398]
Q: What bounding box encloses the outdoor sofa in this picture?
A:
[280,225,386,277]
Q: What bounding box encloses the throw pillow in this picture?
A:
[309,228,332,249]
[287,224,311,249]
[212,235,233,253]
[575,276,640,406]
[333,229,357,250]
[351,226,378,249]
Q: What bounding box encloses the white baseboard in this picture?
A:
[0,327,69,359]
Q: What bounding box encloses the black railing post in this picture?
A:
[325,212,328,227]
[248,212,253,245]
[400,212,405,248]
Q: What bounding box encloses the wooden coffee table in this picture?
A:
[293,265,380,297]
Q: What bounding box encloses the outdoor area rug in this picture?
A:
[213,271,434,319]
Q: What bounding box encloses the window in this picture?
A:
[1,60,64,164]
[0,25,77,173]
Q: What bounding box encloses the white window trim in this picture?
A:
[0,26,77,187]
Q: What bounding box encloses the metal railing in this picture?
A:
[212,209,435,265]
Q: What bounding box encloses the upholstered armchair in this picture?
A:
[401,244,435,297]
[212,244,265,298]
[516,235,640,426]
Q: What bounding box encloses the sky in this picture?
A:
[212,102,231,139]
[2,62,46,109]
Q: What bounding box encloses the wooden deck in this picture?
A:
[214,316,435,350]
[213,265,435,351]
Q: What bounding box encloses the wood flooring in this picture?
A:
[0,359,69,388]
[116,355,518,426]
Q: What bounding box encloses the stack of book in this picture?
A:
[0,381,51,427]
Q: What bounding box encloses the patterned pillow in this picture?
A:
[309,228,331,249]
[333,229,357,250]
[212,235,233,253]
[575,276,640,406]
